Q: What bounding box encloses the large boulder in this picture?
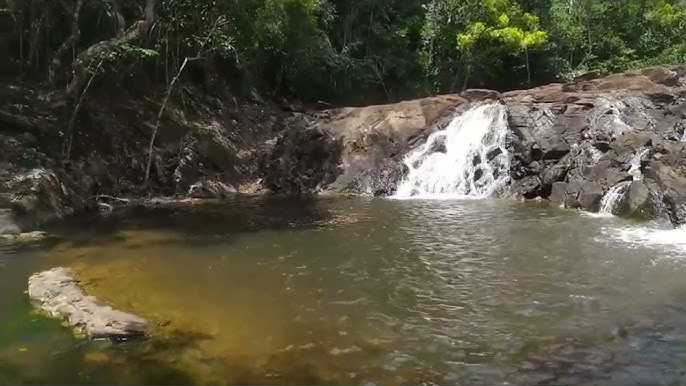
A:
[4,168,83,231]
[621,180,657,220]
[261,93,477,195]
[0,209,20,236]
[28,267,149,341]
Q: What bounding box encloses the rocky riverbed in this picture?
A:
[1,65,685,232]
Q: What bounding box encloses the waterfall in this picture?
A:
[598,148,649,215]
[627,147,649,181]
[590,98,632,140]
[598,181,631,215]
[394,103,510,199]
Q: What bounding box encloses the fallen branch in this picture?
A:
[89,194,131,203]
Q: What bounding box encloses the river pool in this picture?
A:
[1,197,686,384]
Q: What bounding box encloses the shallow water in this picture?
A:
[2,197,686,384]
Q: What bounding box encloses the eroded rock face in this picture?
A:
[502,65,686,223]
[275,65,686,224]
[28,267,149,341]
[261,94,475,195]
[261,127,344,194]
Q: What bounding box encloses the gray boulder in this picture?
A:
[28,267,149,341]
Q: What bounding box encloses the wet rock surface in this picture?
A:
[264,65,685,224]
[28,267,149,341]
[2,65,686,228]
[503,65,686,223]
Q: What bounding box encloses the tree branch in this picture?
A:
[63,0,155,98]
[143,16,228,187]
[63,59,104,159]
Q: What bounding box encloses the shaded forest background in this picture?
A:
[3,0,686,105]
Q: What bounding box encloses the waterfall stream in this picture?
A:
[598,148,649,215]
[598,181,632,215]
[394,104,510,199]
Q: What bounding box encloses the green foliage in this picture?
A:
[9,0,686,103]
[543,0,686,79]
[118,44,159,59]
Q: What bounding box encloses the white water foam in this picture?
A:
[597,181,631,216]
[609,225,686,254]
[394,104,510,199]
[597,147,650,216]
[590,98,632,140]
[628,147,649,181]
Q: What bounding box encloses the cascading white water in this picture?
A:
[590,98,632,140]
[394,103,510,199]
[598,181,631,215]
[598,147,649,215]
[628,147,649,181]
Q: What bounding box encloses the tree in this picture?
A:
[455,0,547,88]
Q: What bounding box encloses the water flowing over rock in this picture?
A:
[599,181,632,216]
[628,148,650,181]
[394,103,510,198]
[259,65,686,225]
[598,148,650,216]
[28,267,149,341]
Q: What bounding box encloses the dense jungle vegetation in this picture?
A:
[4,0,686,105]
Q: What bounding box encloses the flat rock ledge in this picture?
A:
[28,267,149,341]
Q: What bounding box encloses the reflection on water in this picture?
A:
[2,197,686,384]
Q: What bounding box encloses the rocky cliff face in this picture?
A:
[2,66,686,233]
[263,65,686,225]
[504,66,686,225]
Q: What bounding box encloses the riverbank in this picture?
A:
[1,65,685,234]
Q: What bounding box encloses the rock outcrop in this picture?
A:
[28,267,149,341]
[503,66,686,224]
[261,65,686,225]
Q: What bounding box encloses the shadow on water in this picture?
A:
[43,195,346,248]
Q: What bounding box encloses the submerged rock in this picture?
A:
[1,230,47,242]
[28,267,149,341]
[188,179,237,198]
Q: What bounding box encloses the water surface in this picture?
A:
[2,197,686,384]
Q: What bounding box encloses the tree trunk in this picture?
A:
[462,62,471,91]
[63,0,155,98]
[525,47,531,85]
[49,0,84,85]
[143,57,190,187]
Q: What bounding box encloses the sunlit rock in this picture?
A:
[28,267,149,341]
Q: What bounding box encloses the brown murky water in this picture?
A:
[2,197,686,384]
